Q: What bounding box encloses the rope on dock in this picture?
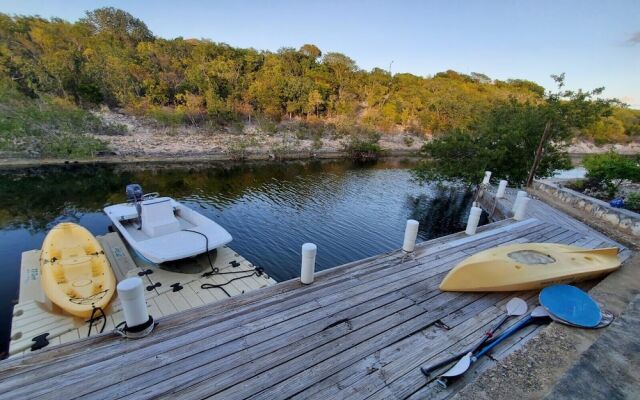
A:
[182,228,267,297]
[200,268,265,297]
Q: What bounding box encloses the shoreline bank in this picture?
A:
[0,150,612,170]
[0,149,420,169]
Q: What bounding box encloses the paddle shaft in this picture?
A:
[474,314,549,360]
[436,314,544,388]
[421,312,510,376]
[470,313,509,353]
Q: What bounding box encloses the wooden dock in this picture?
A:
[0,200,630,399]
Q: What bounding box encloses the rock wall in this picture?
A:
[534,180,640,237]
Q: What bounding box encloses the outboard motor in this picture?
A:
[126,184,144,229]
[126,184,144,202]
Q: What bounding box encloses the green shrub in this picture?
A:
[0,80,108,158]
[567,179,586,191]
[227,137,252,161]
[342,132,383,160]
[97,122,128,136]
[148,107,185,127]
[583,151,640,197]
[256,116,278,135]
[312,135,323,151]
[403,135,415,147]
[626,192,640,211]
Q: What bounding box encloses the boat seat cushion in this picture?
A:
[141,197,181,238]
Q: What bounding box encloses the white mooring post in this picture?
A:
[496,180,508,198]
[300,243,317,284]
[511,190,528,213]
[402,219,420,253]
[513,197,531,221]
[117,277,155,338]
[465,206,483,235]
[482,171,492,185]
[118,277,149,327]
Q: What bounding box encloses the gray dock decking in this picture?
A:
[0,214,628,399]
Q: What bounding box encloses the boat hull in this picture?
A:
[439,243,621,292]
[104,198,232,263]
[40,222,116,318]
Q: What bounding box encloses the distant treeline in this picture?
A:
[1,8,638,141]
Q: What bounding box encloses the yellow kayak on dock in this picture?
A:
[440,243,621,292]
[40,222,116,318]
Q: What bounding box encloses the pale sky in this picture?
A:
[2,0,639,107]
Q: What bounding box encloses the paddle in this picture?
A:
[436,306,550,388]
[539,284,602,328]
[420,297,527,377]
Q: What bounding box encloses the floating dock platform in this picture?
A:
[0,190,632,399]
[9,233,275,357]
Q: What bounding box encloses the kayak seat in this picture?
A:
[141,198,181,238]
[52,264,66,284]
[60,255,92,267]
[61,246,86,259]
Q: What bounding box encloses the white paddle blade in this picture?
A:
[439,352,472,378]
[506,297,528,316]
[531,306,549,318]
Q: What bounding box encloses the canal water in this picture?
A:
[0,158,484,356]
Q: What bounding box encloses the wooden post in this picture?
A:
[526,121,552,187]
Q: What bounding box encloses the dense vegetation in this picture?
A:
[582,152,640,198]
[2,8,638,146]
[415,75,620,186]
[0,79,118,157]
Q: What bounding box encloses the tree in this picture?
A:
[525,74,617,186]
[414,99,573,185]
[306,89,323,117]
[322,52,357,104]
[299,44,321,59]
[81,7,153,44]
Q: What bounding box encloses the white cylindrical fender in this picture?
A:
[117,277,149,328]
[496,180,508,198]
[402,219,420,252]
[465,207,483,235]
[482,171,492,185]
[511,190,528,212]
[300,243,317,284]
[514,197,531,221]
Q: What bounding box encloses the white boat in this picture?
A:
[104,184,232,263]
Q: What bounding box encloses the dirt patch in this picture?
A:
[565,139,640,155]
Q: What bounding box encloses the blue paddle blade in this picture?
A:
[539,284,601,328]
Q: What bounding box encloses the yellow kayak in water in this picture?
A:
[40,222,116,318]
[440,243,620,292]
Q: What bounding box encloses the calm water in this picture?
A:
[0,158,483,356]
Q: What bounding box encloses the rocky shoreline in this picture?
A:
[1,109,637,169]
